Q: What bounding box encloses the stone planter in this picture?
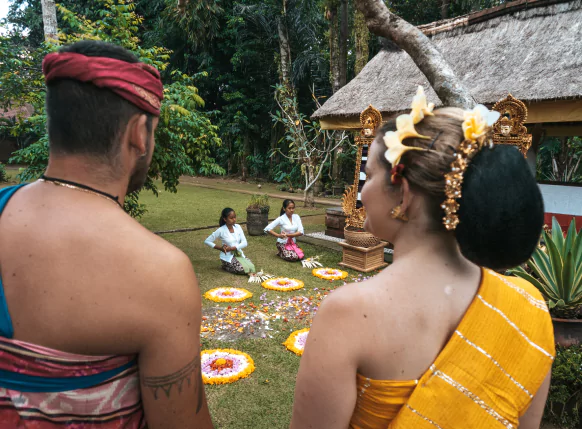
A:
[552,317,582,347]
[246,208,269,236]
[325,207,347,239]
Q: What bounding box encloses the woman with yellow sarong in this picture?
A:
[290,89,554,429]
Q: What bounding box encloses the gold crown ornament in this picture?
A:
[381,86,500,232]
[442,105,500,231]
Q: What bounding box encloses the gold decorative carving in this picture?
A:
[492,94,532,156]
[360,105,383,139]
[342,105,382,229]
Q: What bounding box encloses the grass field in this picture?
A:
[138,184,326,232]
[169,229,353,428]
[139,181,352,428]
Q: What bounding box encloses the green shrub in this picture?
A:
[247,194,270,213]
[0,163,7,182]
[545,345,582,428]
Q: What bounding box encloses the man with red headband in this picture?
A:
[0,41,213,428]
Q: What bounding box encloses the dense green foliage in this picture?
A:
[0,163,7,183]
[537,137,582,183]
[3,0,553,207]
[545,345,582,428]
[1,0,223,216]
[2,0,500,190]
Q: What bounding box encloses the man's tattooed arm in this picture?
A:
[142,357,205,411]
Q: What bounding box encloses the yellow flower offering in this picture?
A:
[262,278,304,292]
[312,268,349,281]
[284,328,310,356]
[204,287,253,303]
[201,349,255,385]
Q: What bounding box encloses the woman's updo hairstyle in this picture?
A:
[377,107,544,270]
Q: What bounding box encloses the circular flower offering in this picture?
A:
[204,287,252,303]
[312,268,348,281]
[201,349,255,385]
[283,328,310,356]
[262,277,304,292]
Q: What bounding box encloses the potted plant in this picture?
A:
[246,194,270,236]
[510,217,582,347]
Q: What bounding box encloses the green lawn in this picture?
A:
[138,184,326,232]
[168,229,354,428]
[149,188,357,428]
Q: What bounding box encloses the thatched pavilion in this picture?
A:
[314,0,582,229]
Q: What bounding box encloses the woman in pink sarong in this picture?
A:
[265,199,305,262]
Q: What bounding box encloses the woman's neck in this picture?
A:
[392,224,468,268]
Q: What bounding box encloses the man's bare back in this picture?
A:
[0,40,213,429]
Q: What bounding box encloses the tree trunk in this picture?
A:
[328,3,341,94]
[304,164,316,208]
[327,2,342,183]
[41,0,58,44]
[355,0,475,109]
[339,0,349,88]
[241,133,250,181]
[441,0,451,20]
[354,9,370,75]
[277,3,293,89]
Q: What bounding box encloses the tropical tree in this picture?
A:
[2,0,224,217]
[355,0,475,108]
[41,0,58,43]
[272,84,349,206]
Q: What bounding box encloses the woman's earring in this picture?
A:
[391,205,409,222]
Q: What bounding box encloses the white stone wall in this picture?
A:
[539,184,582,216]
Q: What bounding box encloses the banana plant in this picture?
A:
[510,217,582,319]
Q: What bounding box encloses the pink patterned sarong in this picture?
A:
[284,238,304,259]
[0,337,145,428]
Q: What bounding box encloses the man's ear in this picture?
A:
[126,114,148,156]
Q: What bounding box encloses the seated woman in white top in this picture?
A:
[264,199,305,262]
[205,208,255,275]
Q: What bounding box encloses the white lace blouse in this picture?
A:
[204,224,248,263]
[264,214,304,244]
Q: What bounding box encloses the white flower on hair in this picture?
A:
[462,104,501,142]
[383,130,424,166]
[410,86,435,124]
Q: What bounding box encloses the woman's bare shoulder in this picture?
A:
[316,273,394,323]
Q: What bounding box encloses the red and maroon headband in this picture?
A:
[43,52,164,116]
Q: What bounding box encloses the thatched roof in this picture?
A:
[313,0,582,123]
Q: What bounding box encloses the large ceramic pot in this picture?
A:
[246,208,269,236]
[552,318,582,347]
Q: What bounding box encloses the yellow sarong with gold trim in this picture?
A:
[350,269,555,429]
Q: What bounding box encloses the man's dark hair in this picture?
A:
[46,40,153,160]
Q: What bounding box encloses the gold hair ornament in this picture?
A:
[383,86,435,166]
[442,105,500,231]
